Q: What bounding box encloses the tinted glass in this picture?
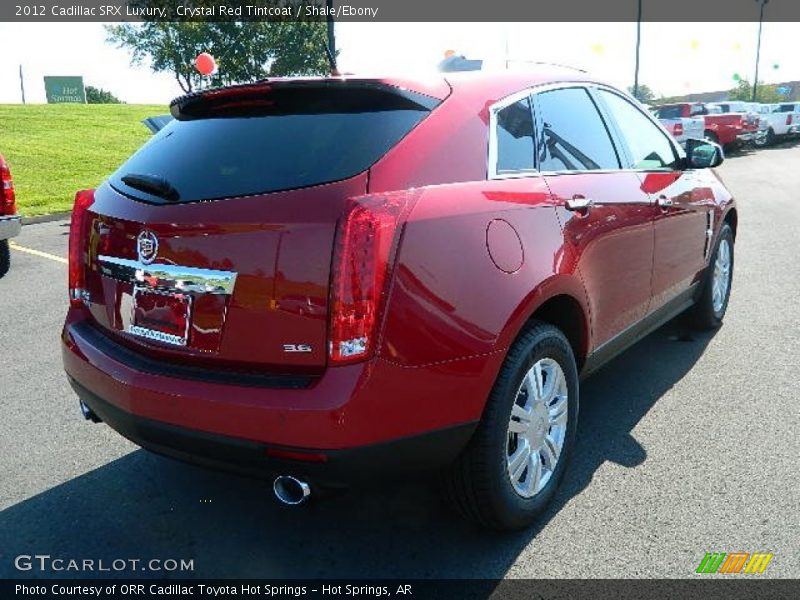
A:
[110,87,433,203]
[495,97,535,173]
[598,90,679,170]
[536,88,619,171]
[655,106,683,119]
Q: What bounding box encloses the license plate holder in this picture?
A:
[128,287,192,347]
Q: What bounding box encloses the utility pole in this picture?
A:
[326,0,336,66]
[19,64,26,104]
[752,0,768,102]
[633,0,642,99]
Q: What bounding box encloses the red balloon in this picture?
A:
[195,52,216,76]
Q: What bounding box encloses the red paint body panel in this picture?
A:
[63,73,737,476]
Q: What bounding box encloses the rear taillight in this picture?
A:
[673,122,684,137]
[68,190,95,307]
[787,114,793,125]
[329,193,417,364]
[0,156,15,215]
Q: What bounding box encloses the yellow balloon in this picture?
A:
[590,43,605,55]
[690,39,700,50]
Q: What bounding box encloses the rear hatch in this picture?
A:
[79,80,442,373]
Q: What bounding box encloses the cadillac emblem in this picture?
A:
[136,230,159,265]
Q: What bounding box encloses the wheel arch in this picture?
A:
[723,206,738,241]
[500,277,592,372]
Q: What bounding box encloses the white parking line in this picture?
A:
[9,242,68,265]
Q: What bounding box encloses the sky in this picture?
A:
[0,21,797,105]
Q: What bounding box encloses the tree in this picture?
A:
[729,79,784,103]
[85,86,122,104]
[106,21,331,94]
[627,84,655,104]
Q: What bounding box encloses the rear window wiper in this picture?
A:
[121,173,180,202]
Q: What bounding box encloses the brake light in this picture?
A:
[68,190,95,307]
[329,193,417,364]
[787,114,793,125]
[673,122,683,137]
[0,155,15,215]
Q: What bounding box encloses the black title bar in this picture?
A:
[4,0,800,22]
[3,579,800,600]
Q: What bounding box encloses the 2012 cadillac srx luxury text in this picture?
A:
[62,71,736,529]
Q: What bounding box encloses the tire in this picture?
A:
[692,223,734,330]
[0,240,9,279]
[443,321,579,530]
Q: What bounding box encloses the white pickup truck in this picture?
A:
[753,103,800,146]
[652,104,705,147]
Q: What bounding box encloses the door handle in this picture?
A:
[565,196,594,211]
[657,195,673,209]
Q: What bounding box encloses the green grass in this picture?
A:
[0,104,166,216]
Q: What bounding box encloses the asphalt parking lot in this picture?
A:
[1,143,799,580]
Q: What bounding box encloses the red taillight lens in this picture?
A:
[0,156,15,215]
[673,122,683,137]
[329,193,417,364]
[787,114,793,125]
[68,189,95,307]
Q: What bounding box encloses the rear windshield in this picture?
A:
[110,84,438,204]
[655,106,683,119]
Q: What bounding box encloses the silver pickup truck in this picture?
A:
[652,104,705,147]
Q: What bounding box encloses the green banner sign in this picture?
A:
[44,76,86,103]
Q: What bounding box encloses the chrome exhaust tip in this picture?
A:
[273,475,311,506]
[79,400,101,423]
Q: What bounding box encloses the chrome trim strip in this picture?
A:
[98,255,237,295]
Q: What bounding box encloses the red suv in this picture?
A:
[0,153,21,278]
[62,72,736,530]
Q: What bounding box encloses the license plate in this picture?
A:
[128,287,191,346]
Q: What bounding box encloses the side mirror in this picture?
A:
[685,138,724,169]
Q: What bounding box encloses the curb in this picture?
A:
[22,212,71,226]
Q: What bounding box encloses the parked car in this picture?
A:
[0,153,21,279]
[753,103,800,146]
[655,102,758,149]
[62,73,736,530]
[652,104,704,147]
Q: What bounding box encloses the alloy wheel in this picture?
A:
[506,358,568,498]
[712,238,732,313]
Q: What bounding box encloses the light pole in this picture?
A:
[752,0,768,102]
[633,0,642,99]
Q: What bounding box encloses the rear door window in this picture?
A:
[534,87,620,172]
[110,85,437,204]
[494,97,536,174]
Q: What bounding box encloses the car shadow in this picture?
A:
[0,316,716,580]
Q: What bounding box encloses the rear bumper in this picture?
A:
[0,215,21,241]
[62,314,493,483]
[69,375,475,486]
